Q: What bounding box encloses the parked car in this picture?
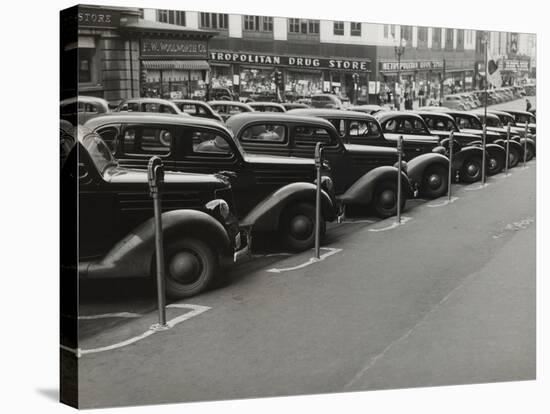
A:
[524,84,536,96]
[226,112,414,218]
[171,99,223,123]
[63,127,248,298]
[311,94,344,109]
[414,111,507,175]
[60,96,110,125]
[207,100,254,122]
[431,109,525,168]
[441,95,467,110]
[286,108,450,199]
[375,111,486,183]
[248,102,287,112]
[114,98,186,115]
[209,87,236,101]
[282,102,310,111]
[348,105,389,115]
[85,113,336,251]
[500,109,536,133]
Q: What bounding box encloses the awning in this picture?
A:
[142,60,210,71]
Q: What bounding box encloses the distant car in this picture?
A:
[311,94,344,109]
[442,95,467,111]
[248,102,286,112]
[282,102,310,111]
[60,96,110,125]
[296,98,312,106]
[209,87,236,101]
[171,99,223,122]
[114,98,186,116]
[208,100,254,121]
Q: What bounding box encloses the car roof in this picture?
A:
[432,108,480,119]
[171,99,209,105]
[469,110,500,120]
[208,100,251,107]
[286,108,377,121]
[413,110,455,120]
[225,112,339,133]
[499,109,534,116]
[83,112,233,133]
[61,95,109,106]
[374,111,425,122]
[487,109,516,117]
[121,97,177,105]
[248,102,285,108]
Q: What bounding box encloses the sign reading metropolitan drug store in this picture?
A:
[210,51,371,71]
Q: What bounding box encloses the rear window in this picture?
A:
[241,124,287,142]
[294,126,335,146]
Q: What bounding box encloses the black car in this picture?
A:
[248,102,287,113]
[63,128,247,298]
[500,109,536,133]
[375,111,487,183]
[226,112,414,218]
[171,99,224,123]
[286,108,451,199]
[84,113,336,252]
[207,101,254,122]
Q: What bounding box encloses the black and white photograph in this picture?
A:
[57,2,540,409]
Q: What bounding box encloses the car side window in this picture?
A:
[127,102,139,112]
[413,119,428,134]
[241,124,287,143]
[95,126,119,153]
[348,120,370,137]
[160,104,176,114]
[329,119,346,137]
[294,125,335,146]
[383,119,398,132]
[185,129,235,158]
[122,125,173,156]
[180,104,197,115]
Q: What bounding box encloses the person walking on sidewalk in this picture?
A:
[526,98,532,112]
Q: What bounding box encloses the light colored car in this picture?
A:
[442,95,467,111]
[60,96,111,125]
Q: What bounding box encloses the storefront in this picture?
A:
[501,58,531,86]
[209,51,371,103]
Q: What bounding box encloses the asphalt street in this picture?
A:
[73,148,536,408]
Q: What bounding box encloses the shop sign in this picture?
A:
[210,52,370,71]
[380,60,444,71]
[77,7,120,28]
[142,38,208,59]
[503,59,530,72]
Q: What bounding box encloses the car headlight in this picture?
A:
[321,175,334,193]
[205,199,230,220]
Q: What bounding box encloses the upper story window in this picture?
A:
[350,22,361,36]
[200,13,228,29]
[432,27,442,49]
[157,9,186,26]
[456,29,464,50]
[401,25,413,46]
[417,27,428,47]
[333,21,344,36]
[445,28,454,50]
[383,24,396,39]
[243,15,273,32]
[289,18,319,34]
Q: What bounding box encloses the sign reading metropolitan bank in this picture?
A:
[210,51,371,71]
[380,60,444,71]
[141,38,209,59]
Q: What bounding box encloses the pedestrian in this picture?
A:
[526,98,532,112]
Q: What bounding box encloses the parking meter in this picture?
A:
[447,131,454,201]
[481,124,487,185]
[148,156,168,329]
[523,121,528,167]
[396,136,403,223]
[314,142,324,259]
[505,122,511,174]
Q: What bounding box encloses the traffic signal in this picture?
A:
[272,70,283,89]
[140,69,148,95]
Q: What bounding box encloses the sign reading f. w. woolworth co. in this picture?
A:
[141,38,208,59]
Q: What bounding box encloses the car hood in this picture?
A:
[344,143,397,155]
[243,152,315,166]
[105,167,229,190]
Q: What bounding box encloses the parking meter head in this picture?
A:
[148,156,164,194]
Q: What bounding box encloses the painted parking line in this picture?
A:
[368,216,412,232]
[61,304,210,358]
[78,312,143,320]
[427,196,458,208]
[266,247,343,274]
[338,219,376,224]
[492,217,535,239]
[464,183,490,191]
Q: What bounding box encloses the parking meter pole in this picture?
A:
[481,124,487,185]
[523,122,528,168]
[447,131,454,201]
[505,123,511,175]
[148,156,167,329]
[396,135,403,224]
[314,142,323,260]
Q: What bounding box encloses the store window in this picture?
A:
[432,28,442,50]
[350,22,361,37]
[210,66,233,89]
[157,9,186,26]
[418,27,428,48]
[240,68,275,96]
[333,21,344,36]
[285,71,323,99]
[200,13,228,29]
[445,28,454,50]
[78,48,95,83]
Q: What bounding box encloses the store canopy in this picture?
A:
[142,60,211,71]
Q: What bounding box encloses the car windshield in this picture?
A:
[81,132,118,174]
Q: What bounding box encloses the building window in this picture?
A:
[334,21,344,36]
[456,29,464,50]
[383,24,396,39]
[401,25,413,46]
[350,22,361,36]
[308,20,319,34]
[445,28,454,49]
[79,48,95,83]
[200,13,228,29]
[432,27,442,49]
[243,15,272,32]
[157,9,186,26]
[418,27,428,47]
[289,18,319,34]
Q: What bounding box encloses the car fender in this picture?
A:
[452,146,484,170]
[518,137,535,149]
[485,143,506,159]
[508,139,525,154]
[80,210,231,280]
[338,166,412,206]
[407,153,449,186]
[239,182,336,232]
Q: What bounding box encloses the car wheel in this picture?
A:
[460,157,482,183]
[372,181,406,218]
[487,152,505,175]
[421,165,448,199]
[508,147,520,168]
[160,238,218,299]
[279,202,324,252]
[524,143,535,161]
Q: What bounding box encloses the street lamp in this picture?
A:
[394,37,406,110]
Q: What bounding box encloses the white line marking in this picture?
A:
[427,196,458,208]
[78,312,143,320]
[61,304,210,358]
[339,219,376,224]
[464,183,490,191]
[266,247,343,273]
[250,252,293,259]
[368,216,412,232]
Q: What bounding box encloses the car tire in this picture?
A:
[160,238,218,299]
[372,180,406,218]
[487,152,505,175]
[279,202,324,252]
[508,147,520,168]
[460,157,482,183]
[421,164,448,199]
[524,143,535,161]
